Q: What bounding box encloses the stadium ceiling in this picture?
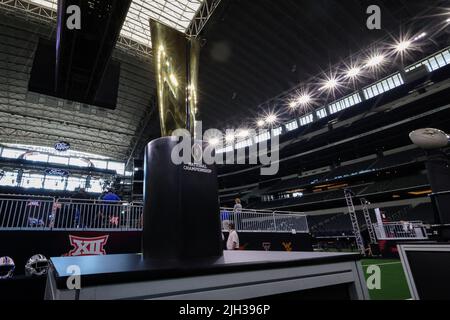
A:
[0,0,222,56]
[0,0,222,164]
[0,0,449,164]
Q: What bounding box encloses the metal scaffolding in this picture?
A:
[344,189,366,255]
[360,198,378,244]
[187,0,222,37]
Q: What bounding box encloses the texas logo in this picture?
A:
[67,235,109,256]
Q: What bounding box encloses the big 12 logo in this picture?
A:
[67,235,109,256]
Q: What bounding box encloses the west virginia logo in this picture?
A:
[282,242,292,252]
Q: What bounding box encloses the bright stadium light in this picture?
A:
[346,67,361,79]
[366,54,385,68]
[225,133,235,142]
[395,40,412,52]
[297,94,312,105]
[289,100,298,109]
[257,119,265,127]
[413,32,427,41]
[322,77,339,90]
[265,114,278,124]
[208,138,220,146]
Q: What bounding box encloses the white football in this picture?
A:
[409,128,449,149]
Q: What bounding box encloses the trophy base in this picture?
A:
[141,136,223,260]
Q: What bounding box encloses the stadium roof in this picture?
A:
[28,0,203,46]
[0,0,449,164]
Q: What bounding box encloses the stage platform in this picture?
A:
[45,251,369,300]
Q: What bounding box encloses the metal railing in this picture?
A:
[220,208,309,233]
[0,195,143,231]
[52,198,143,231]
[0,195,54,230]
[0,195,309,233]
[373,221,428,240]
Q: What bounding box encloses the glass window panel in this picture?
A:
[442,50,450,64]
[1,148,25,159]
[25,153,48,162]
[286,120,298,131]
[429,57,439,71]
[108,162,125,175]
[48,155,69,165]
[435,53,446,67]
[272,127,283,136]
[22,174,44,189]
[44,176,66,191]
[0,171,18,186]
[86,178,103,193]
[69,158,90,167]
[67,177,85,192]
[91,159,108,169]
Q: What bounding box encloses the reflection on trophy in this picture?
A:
[150,20,200,137]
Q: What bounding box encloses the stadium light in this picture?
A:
[265,114,278,124]
[225,133,235,142]
[346,67,361,79]
[366,54,385,68]
[322,77,339,90]
[208,138,220,146]
[257,119,265,127]
[289,100,298,109]
[395,40,412,52]
[297,94,312,105]
[413,32,427,41]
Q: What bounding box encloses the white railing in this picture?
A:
[0,195,308,233]
[52,198,143,231]
[220,208,309,233]
[373,221,428,240]
[0,195,143,231]
[0,195,55,230]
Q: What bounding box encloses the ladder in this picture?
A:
[360,198,378,245]
[344,189,366,255]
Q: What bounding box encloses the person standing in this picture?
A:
[233,198,242,229]
[101,189,121,228]
[226,223,239,250]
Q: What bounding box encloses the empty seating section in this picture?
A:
[259,148,427,204]
[308,203,435,238]
[371,149,424,170]
[360,174,429,196]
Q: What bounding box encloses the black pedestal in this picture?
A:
[142,136,223,259]
[44,251,369,300]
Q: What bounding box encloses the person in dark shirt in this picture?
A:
[101,189,121,228]
[102,189,121,201]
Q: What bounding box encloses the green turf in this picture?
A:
[361,259,411,300]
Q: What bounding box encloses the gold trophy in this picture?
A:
[150,19,200,137]
[142,20,222,260]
